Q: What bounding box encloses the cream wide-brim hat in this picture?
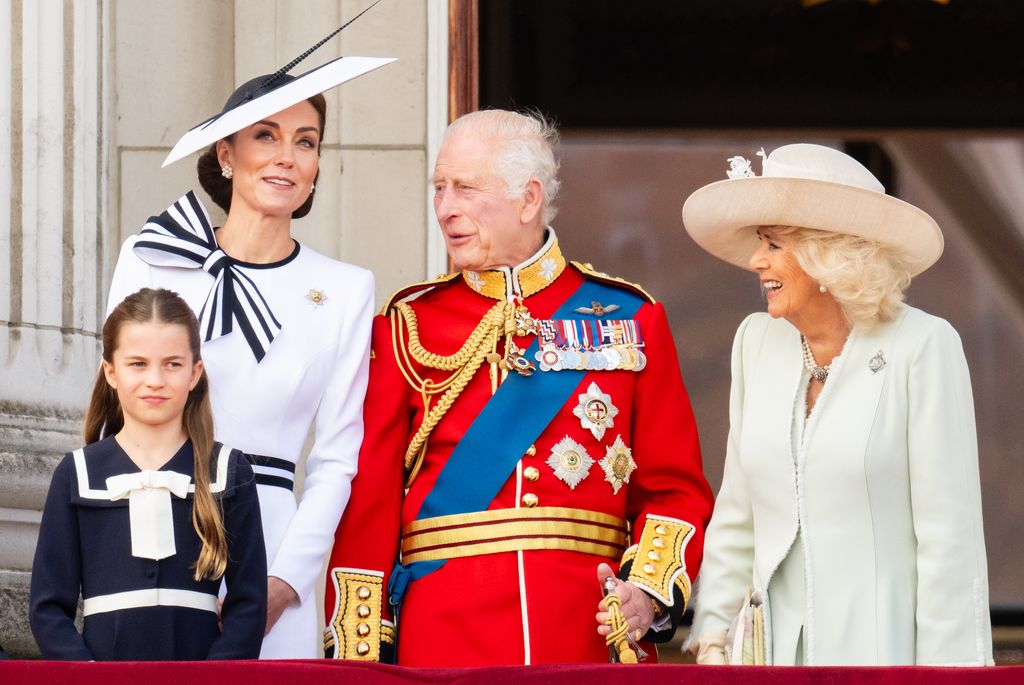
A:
[680,143,943,275]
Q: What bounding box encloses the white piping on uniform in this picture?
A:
[515,459,532,664]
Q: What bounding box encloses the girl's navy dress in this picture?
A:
[30,436,267,660]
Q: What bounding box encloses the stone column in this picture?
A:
[0,0,108,657]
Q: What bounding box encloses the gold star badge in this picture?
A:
[600,435,636,495]
[306,288,328,307]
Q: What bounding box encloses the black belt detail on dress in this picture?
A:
[252,474,295,490]
[244,453,296,491]
[245,453,297,473]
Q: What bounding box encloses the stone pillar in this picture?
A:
[0,0,109,657]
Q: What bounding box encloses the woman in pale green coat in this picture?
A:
[681,144,992,666]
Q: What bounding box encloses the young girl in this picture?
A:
[29,288,267,660]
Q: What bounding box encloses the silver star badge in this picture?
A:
[546,436,594,490]
[572,382,618,440]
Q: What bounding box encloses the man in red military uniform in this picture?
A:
[324,109,713,666]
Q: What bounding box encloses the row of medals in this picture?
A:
[504,304,647,376]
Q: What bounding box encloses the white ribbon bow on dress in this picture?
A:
[131,191,283,362]
[106,470,193,561]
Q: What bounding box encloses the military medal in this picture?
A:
[531,316,646,373]
[506,340,536,376]
[600,435,636,495]
[546,436,594,490]
[573,382,618,440]
[536,344,564,372]
[514,304,539,336]
[305,288,328,307]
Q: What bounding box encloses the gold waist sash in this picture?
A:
[401,506,629,564]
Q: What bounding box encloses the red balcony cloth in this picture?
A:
[1,661,1021,685]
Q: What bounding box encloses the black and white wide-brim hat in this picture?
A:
[162,55,395,167]
[161,1,395,168]
[681,143,944,276]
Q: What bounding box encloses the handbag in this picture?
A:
[724,588,767,665]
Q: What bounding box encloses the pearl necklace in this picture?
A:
[801,336,830,383]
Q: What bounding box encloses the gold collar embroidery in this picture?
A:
[461,231,566,301]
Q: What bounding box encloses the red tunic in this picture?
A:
[324,236,713,666]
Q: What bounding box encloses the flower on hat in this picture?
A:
[726,156,755,179]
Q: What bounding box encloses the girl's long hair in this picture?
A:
[84,287,228,580]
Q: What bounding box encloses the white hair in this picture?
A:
[444,109,561,225]
[775,226,914,329]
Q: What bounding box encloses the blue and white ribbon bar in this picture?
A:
[540,318,643,351]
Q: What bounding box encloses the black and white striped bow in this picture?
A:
[132,191,283,362]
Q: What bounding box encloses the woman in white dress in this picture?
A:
[106,55,392,657]
[680,144,993,666]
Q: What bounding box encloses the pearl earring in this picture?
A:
[310,183,316,193]
[221,164,233,180]
[818,284,828,294]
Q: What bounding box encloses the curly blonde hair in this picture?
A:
[772,226,913,328]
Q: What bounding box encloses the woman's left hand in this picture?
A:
[594,562,656,641]
[266,576,300,635]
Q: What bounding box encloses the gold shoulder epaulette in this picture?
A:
[569,261,656,305]
[379,272,460,316]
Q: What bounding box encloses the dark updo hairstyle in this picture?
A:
[197,73,328,219]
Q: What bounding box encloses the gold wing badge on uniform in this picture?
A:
[574,301,620,316]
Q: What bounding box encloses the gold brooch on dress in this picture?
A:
[306,288,328,307]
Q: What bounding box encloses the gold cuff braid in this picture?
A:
[625,515,696,608]
[326,569,384,660]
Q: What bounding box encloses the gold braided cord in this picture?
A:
[604,592,639,664]
[392,309,461,397]
[397,301,505,370]
[402,347,489,474]
[390,301,512,480]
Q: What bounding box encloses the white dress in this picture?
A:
[106,195,374,658]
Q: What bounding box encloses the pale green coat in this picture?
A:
[691,306,993,666]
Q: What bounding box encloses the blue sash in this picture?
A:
[388,279,645,609]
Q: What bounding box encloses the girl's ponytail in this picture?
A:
[83,368,124,444]
[185,371,228,581]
